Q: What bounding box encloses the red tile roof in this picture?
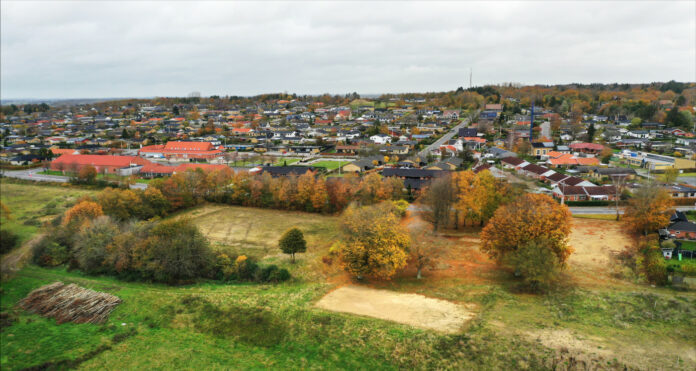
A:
[52,154,149,167]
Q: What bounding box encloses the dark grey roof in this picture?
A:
[668,221,696,233]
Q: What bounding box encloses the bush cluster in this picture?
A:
[32,215,289,285]
[0,229,20,254]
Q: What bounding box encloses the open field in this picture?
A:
[0,181,96,244]
[1,191,695,369]
[180,204,340,279]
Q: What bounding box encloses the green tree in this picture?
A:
[138,218,213,283]
[665,107,689,127]
[586,123,596,143]
[73,216,119,274]
[278,227,307,263]
[508,238,560,291]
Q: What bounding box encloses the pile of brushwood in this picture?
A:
[19,282,121,324]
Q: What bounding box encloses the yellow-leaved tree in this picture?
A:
[624,182,674,236]
[481,193,573,265]
[338,202,410,280]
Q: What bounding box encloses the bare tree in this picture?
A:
[418,174,455,232]
[610,174,627,221]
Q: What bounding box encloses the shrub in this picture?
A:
[0,229,20,254]
[137,218,214,284]
[391,199,410,217]
[73,216,119,274]
[642,248,668,286]
[507,238,561,292]
[32,237,69,267]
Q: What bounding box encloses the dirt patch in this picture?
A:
[568,218,632,272]
[315,286,475,333]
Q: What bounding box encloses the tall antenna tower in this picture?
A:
[469,68,472,88]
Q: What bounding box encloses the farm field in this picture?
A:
[1,192,695,370]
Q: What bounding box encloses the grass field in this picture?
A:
[304,160,343,170]
[1,186,696,369]
[0,181,96,244]
[272,158,300,167]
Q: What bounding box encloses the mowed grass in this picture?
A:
[304,160,342,170]
[272,158,300,166]
[0,180,96,244]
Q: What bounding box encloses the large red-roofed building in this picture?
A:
[139,141,224,160]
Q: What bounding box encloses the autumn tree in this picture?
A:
[623,183,674,236]
[453,170,509,227]
[662,168,679,183]
[279,227,307,263]
[409,224,446,279]
[63,201,104,228]
[419,174,455,231]
[481,193,573,265]
[77,165,97,183]
[338,203,410,280]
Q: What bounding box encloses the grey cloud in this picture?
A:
[1,0,694,99]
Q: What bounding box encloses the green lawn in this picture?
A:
[676,240,696,251]
[304,160,343,170]
[272,158,300,167]
[0,181,96,244]
[38,170,65,176]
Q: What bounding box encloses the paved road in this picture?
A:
[568,206,695,215]
[1,168,148,190]
[417,115,474,158]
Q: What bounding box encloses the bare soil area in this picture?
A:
[568,218,631,270]
[315,286,475,333]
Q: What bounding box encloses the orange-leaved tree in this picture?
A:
[338,202,410,280]
[63,200,104,228]
[480,193,573,265]
[623,183,674,236]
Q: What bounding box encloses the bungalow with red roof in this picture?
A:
[569,142,604,155]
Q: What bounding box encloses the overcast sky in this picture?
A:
[1,1,695,99]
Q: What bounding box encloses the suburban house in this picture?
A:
[342,156,384,173]
[552,184,618,201]
[587,167,637,181]
[519,163,555,180]
[569,142,604,154]
[139,141,224,160]
[251,165,317,177]
[546,152,600,167]
[663,184,696,198]
[532,142,554,157]
[370,134,392,145]
[381,168,447,190]
[501,156,529,170]
[667,220,696,240]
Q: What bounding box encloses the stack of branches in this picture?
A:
[19,282,122,324]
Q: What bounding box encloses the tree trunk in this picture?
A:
[291,253,295,263]
[417,268,422,280]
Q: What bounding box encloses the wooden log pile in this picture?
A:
[19,282,122,324]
